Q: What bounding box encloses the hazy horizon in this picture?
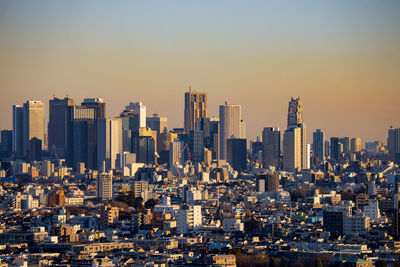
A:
[1,1,399,143]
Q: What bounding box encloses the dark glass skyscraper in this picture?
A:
[330,137,340,161]
[388,127,400,164]
[312,129,324,162]
[136,136,155,165]
[189,130,204,164]
[48,96,74,159]
[226,138,247,172]
[262,127,281,169]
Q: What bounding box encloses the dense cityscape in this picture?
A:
[0,89,398,267]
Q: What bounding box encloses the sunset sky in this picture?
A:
[0,1,399,143]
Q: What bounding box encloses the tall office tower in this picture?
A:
[67,105,96,169]
[351,137,362,153]
[139,127,158,152]
[12,105,24,156]
[189,130,204,164]
[283,127,302,171]
[251,139,263,162]
[98,173,113,203]
[219,102,245,160]
[169,138,182,168]
[197,117,219,160]
[325,140,330,159]
[284,97,306,171]
[29,138,42,162]
[120,110,140,153]
[82,98,106,118]
[157,132,178,165]
[226,138,247,172]
[125,102,146,128]
[184,88,207,134]
[12,101,45,157]
[287,97,303,127]
[388,128,400,163]
[67,98,105,170]
[312,129,325,162]
[1,130,12,157]
[136,136,155,165]
[339,137,350,154]
[48,96,74,158]
[330,137,340,161]
[146,114,167,133]
[262,127,281,169]
[97,118,123,171]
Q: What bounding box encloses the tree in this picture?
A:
[313,258,323,267]
[144,198,159,210]
[376,259,388,267]
[133,197,144,209]
[115,191,135,206]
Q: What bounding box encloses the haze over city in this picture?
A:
[1,0,400,142]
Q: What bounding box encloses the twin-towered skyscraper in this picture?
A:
[283,97,307,171]
[184,88,246,161]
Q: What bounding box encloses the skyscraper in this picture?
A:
[48,96,74,158]
[262,127,281,169]
[312,129,324,162]
[126,102,147,128]
[68,106,96,169]
[219,102,245,160]
[226,138,247,172]
[169,138,182,169]
[12,101,45,158]
[184,88,207,134]
[97,118,123,171]
[189,130,204,164]
[12,105,24,156]
[146,114,168,133]
[136,136,155,165]
[330,137,340,161]
[1,130,12,158]
[339,137,350,155]
[283,126,302,171]
[82,98,106,119]
[120,110,140,153]
[388,128,400,163]
[287,97,303,127]
[351,137,362,153]
[283,98,306,171]
[98,173,113,203]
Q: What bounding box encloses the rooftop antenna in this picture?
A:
[53,92,56,99]
[188,86,191,92]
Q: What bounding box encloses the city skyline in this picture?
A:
[1,1,400,142]
[1,93,398,144]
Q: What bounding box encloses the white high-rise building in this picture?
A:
[306,144,311,169]
[283,127,302,171]
[185,188,202,204]
[177,205,202,234]
[169,139,182,169]
[98,173,113,202]
[363,199,380,222]
[125,102,146,128]
[219,102,245,160]
[97,118,123,171]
